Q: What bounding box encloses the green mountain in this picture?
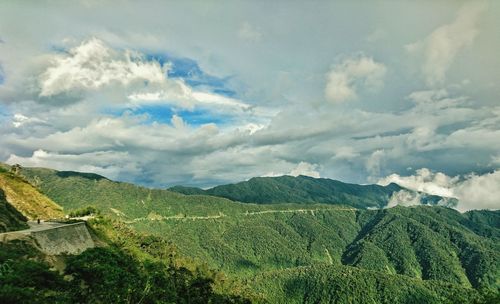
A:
[11,165,500,302]
[169,175,450,209]
[0,166,253,303]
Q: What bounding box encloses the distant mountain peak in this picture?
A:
[169,174,448,209]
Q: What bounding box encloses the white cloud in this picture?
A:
[378,168,456,197]
[325,55,386,103]
[386,190,425,208]
[37,38,252,113]
[6,149,139,181]
[385,189,454,209]
[289,162,320,178]
[170,114,186,130]
[39,38,166,96]
[454,171,500,212]
[406,2,486,86]
[263,161,320,178]
[129,87,251,110]
[378,168,500,211]
[12,113,47,128]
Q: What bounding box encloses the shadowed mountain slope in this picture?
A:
[0,188,28,232]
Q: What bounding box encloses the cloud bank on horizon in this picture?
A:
[0,1,499,210]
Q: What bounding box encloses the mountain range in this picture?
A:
[169,174,453,209]
[0,163,498,303]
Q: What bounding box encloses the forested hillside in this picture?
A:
[250,265,483,304]
[169,175,450,208]
[0,169,253,303]
[15,165,500,303]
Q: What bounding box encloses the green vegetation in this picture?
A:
[68,206,99,218]
[0,240,70,303]
[0,219,253,303]
[65,246,250,304]
[128,206,499,291]
[170,175,449,209]
[10,165,500,302]
[250,265,484,304]
[19,166,345,220]
[0,169,64,220]
[0,189,28,232]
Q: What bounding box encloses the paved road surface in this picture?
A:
[0,221,70,238]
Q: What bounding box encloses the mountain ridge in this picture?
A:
[169,174,453,209]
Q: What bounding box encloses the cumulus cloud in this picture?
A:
[453,171,500,212]
[378,168,457,197]
[325,55,386,103]
[3,81,496,192]
[289,162,321,178]
[378,168,500,211]
[386,190,425,208]
[39,38,166,97]
[263,161,320,178]
[406,2,486,86]
[35,38,252,113]
[6,149,139,181]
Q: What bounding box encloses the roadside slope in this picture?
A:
[0,166,64,220]
[0,188,28,232]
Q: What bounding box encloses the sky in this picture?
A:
[0,1,499,210]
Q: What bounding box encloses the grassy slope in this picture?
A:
[0,188,28,232]
[19,166,500,302]
[0,167,63,220]
[170,175,449,209]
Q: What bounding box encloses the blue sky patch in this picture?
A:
[0,104,11,119]
[145,53,236,97]
[103,105,231,127]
